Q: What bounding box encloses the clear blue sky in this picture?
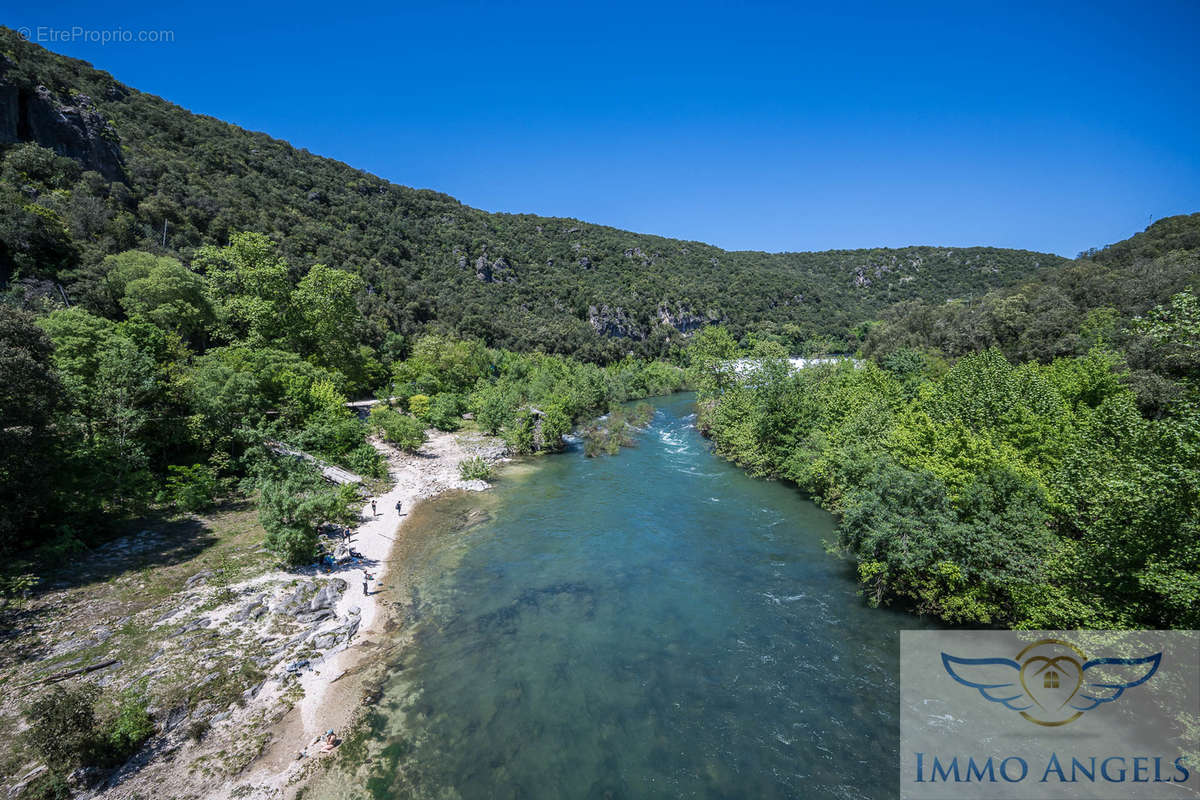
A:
[11,1,1200,256]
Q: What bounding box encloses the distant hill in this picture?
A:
[1082,212,1200,266]
[862,212,1200,413]
[1,27,1074,359]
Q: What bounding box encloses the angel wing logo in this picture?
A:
[941,638,1162,727]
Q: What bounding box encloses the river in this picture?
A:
[310,393,930,799]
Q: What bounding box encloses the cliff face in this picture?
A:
[588,304,644,340]
[0,60,125,181]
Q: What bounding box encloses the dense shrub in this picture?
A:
[407,394,432,419]
[19,772,71,800]
[20,685,154,779]
[426,393,464,431]
[458,456,493,481]
[697,318,1200,629]
[345,444,387,478]
[98,692,156,766]
[580,402,654,457]
[258,463,350,565]
[369,406,427,452]
[162,463,219,512]
[22,684,101,769]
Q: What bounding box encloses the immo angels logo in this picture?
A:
[941,638,1162,727]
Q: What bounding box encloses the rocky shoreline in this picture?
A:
[0,428,507,800]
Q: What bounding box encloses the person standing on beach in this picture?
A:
[362,571,372,596]
[371,499,377,516]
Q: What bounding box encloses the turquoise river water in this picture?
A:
[311,393,931,799]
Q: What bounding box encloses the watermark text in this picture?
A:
[17,26,175,45]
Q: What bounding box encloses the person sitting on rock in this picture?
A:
[310,729,338,754]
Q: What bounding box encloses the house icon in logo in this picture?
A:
[941,638,1162,727]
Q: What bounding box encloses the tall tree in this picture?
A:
[0,307,62,551]
[194,232,292,346]
[104,250,213,341]
[292,262,365,376]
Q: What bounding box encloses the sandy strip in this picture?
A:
[242,428,505,798]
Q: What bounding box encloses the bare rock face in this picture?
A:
[655,302,715,334]
[0,82,18,144]
[475,254,517,283]
[587,304,644,340]
[0,75,126,181]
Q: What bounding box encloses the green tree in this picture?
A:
[292,262,365,380]
[426,393,464,431]
[369,405,426,452]
[258,464,345,565]
[0,308,63,552]
[1133,290,1200,372]
[194,232,292,346]
[1132,289,1200,410]
[469,381,520,435]
[38,308,159,512]
[90,335,158,509]
[394,335,490,395]
[686,325,739,393]
[104,250,212,340]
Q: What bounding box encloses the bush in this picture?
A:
[163,463,218,512]
[458,456,493,481]
[22,684,100,769]
[537,404,571,452]
[579,403,652,457]
[345,443,386,478]
[503,409,535,454]
[19,772,71,800]
[369,406,426,452]
[469,382,519,435]
[186,719,210,742]
[98,692,155,766]
[0,571,38,603]
[408,394,432,419]
[19,684,153,781]
[295,415,366,462]
[426,393,463,431]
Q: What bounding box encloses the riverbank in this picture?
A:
[273,393,925,799]
[245,429,508,799]
[0,427,506,800]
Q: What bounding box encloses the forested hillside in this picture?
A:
[863,213,1200,414]
[693,215,1199,629]
[0,27,1067,361]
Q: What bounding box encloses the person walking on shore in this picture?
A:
[395,499,403,515]
[371,499,377,516]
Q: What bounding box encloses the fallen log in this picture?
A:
[18,658,120,688]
